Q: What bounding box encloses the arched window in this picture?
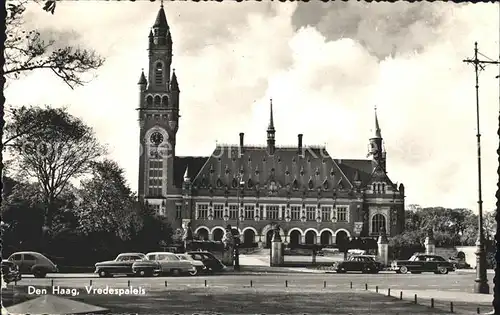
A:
[154,96,161,107]
[381,183,386,193]
[155,62,163,85]
[371,214,386,234]
[292,179,299,190]
[308,179,314,190]
[146,95,153,106]
[162,96,169,107]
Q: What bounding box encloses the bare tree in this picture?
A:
[7,106,107,234]
[4,1,105,89]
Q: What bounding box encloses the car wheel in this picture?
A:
[399,266,408,274]
[437,266,448,274]
[189,268,198,276]
[33,270,46,278]
[98,270,110,278]
[336,267,346,273]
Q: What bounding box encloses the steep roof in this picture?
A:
[153,6,169,30]
[190,145,359,192]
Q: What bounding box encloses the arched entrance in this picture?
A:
[212,228,224,242]
[243,229,256,245]
[336,230,349,247]
[305,230,317,245]
[196,228,209,241]
[289,230,301,246]
[320,231,332,245]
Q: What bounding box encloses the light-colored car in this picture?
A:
[94,253,161,278]
[176,253,206,275]
[8,251,58,278]
[146,252,197,276]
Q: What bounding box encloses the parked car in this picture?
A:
[1,260,22,283]
[448,256,471,269]
[186,251,226,273]
[176,253,206,275]
[95,253,160,278]
[390,253,455,274]
[145,252,197,276]
[7,252,58,278]
[333,255,382,274]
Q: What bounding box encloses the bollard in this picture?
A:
[477,307,480,314]
[430,298,434,308]
[204,280,207,287]
[399,291,402,300]
[250,280,253,287]
[285,280,288,287]
[165,281,167,287]
[51,279,54,286]
[14,280,17,286]
[375,286,378,293]
[387,288,390,296]
[450,302,454,313]
[414,294,417,304]
[365,283,367,290]
[350,281,352,289]
[127,280,130,286]
[90,279,92,286]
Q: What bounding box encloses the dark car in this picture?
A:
[7,252,58,278]
[187,251,226,273]
[334,255,382,274]
[390,253,455,274]
[1,260,22,283]
[95,253,160,278]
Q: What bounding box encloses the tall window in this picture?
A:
[151,204,161,215]
[291,206,301,221]
[197,203,208,220]
[175,204,182,219]
[244,205,254,220]
[266,205,279,220]
[321,206,331,222]
[155,62,163,85]
[148,159,163,196]
[229,204,238,219]
[213,204,224,219]
[337,206,348,222]
[306,206,316,221]
[371,214,387,234]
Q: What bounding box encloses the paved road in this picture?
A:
[11,271,495,295]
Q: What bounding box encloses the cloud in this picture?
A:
[5,1,499,212]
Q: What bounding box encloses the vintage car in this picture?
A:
[95,253,160,278]
[176,253,206,275]
[145,252,197,276]
[333,255,382,274]
[186,251,226,273]
[390,253,455,274]
[7,251,58,278]
[1,260,22,283]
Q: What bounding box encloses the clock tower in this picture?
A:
[137,3,180,210]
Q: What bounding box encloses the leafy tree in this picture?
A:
[6,106,106,233]
[483,210,496,241]
[5,1,104,89]
[75,159,141,241]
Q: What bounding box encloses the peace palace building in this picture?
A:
[137,6,406,248]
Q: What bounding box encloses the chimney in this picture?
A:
[297,134,303,155]
[239,132,244,154]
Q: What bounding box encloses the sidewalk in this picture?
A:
[359,287,494,314]
[455,269,495,275]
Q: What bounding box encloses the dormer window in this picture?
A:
[155,62,163,85]
[232,178,238,188]
[292,179,299,190]
[247,178,253,188]
[216,178,223,188]
[323,180,329,190]
[308,179,314,190]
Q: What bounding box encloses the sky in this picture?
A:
[5,1,500,212]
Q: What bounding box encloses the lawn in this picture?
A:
[3,285,450,314]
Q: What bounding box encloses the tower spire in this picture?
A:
[374,105,382,138]
[267,98,276,155]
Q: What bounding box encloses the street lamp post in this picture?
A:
[463,42,500,294]
[234,176,245,271]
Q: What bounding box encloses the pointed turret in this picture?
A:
[374,107,382,138]
[138,69,147,86]
[183,165,190,182]
[369,106,386,172]
[267,99,276,155]
[170,69,179,92]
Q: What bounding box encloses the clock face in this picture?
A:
[150,132,164,145]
